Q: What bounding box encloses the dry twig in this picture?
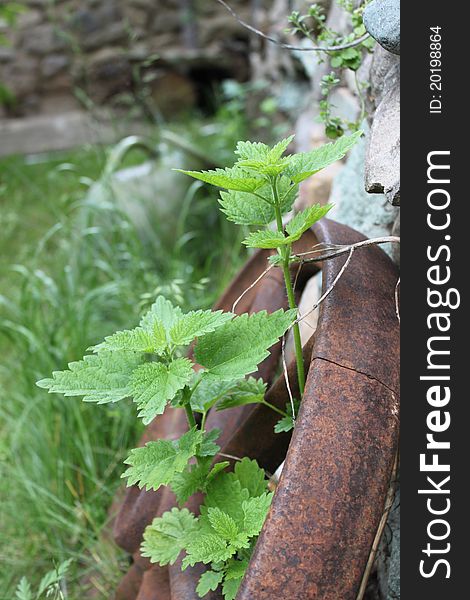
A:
[216,0,370,52]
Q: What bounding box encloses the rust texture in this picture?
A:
[112,218,399,600]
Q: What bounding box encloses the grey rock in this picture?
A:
[40,54,69,78]
[329,129,399,259]
[22,23,68,55]
[377,487,400,599]
[363,0,400,55]
[365,47,400,205]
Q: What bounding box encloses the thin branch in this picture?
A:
[395,278,400,323]
[294,236,400,264]
[232,263,274,313]
[356,451,399,600]
[217,452,243,462]
[281,335,296,426]
[294,246,355,328]
[216,0,370,52]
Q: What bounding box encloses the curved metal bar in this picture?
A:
[236,218,399,599]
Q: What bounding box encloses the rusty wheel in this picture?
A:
[113,218,399,600]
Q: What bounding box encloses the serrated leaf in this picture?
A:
[131,358,193,424]
[225,558,249,581]
[242,229,287,249]
[194,309,296,380]
[171,458,212,505]
[218,177,297,226]
[36,352,141,404]
[183,533,235,568]
[237,157,292,177]
[190,377,240,413]
[208,507,239,541]
[169,310,233,346]
[268,135,295,161]
[233,458,268,497]
[234,136,294,163]
[284,204,333,241]
[216,377,266,411]
[244,204,332,249]
[122,427,203,491]
[176,166,265,193]
[140,296,183,333]
[285,130,362,183]
[274,399,300,433]
[222,576,243,600]
[204,472,250,525]
[196,570,224,597]
[242,493,273,537]
[15,577,33,600]
[142,507,198,565]
[235,140,270,161]
[207,461,230,481]
[91,326,164,354]
[199,428,221,457]
[219,188,274,226]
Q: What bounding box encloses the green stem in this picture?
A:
[262,400,289,418]
[184,402,197,429]
[272,178,306,397]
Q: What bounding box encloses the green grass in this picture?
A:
[0,139,246,598]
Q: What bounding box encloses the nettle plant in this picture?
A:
[38,131,360,599]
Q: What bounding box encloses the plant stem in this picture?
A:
[184,403,197,429]
[182,387,198,430]
[272,179,305,396]
[262,400,289,418]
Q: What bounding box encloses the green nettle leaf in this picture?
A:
[218,177,297,227]
[233,458,268,497]
[190,377,240,413]
[36,351,141,403]
[204,473,250,525]
[284,203,333,242]
[122,427,203,491]
[183,533,235,569]
[237,157,292,177]
[274,399,300,433]
[140,295,183,334]
[196,570,224,598]
[170,459,229,505]
[194,309,296,381]
[235,135,294,164]
[285,130,362,183]
[208,507,239,541]
[225,557,249,581]
[142,508,198,565]
[242,229,288,249]
[222,576,243,600]
[216,377,267,411]
[242,493,273,537]
[234,139,271,161]
[219,188,275,226]
[171,458,212,505]
[244,204,333,249]
[169,310,234,346]
[199,428,221,457]
[131,358,194,424]
[267,135,295,162]
[175,167,265,193]
[91,326,163,354]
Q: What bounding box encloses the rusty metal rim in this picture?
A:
[114,218,400,600]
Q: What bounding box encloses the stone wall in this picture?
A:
[0,0,252,117]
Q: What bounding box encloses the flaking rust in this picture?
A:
[112,219,399,600]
